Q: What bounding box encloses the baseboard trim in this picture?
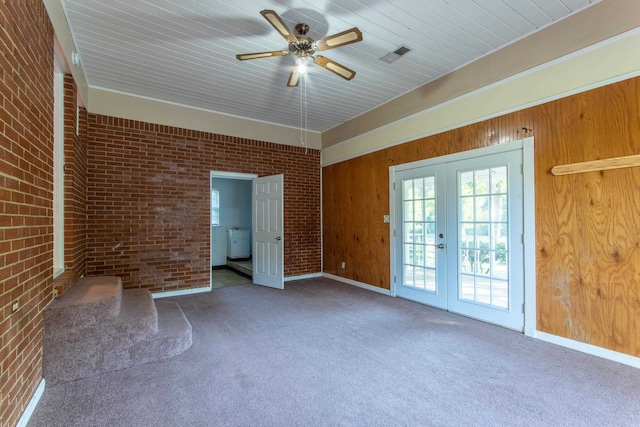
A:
[534,331,640,369]
[322,273,392,296]
[285,273,323,282]
[152,286,211,299]
[17,378,45,427]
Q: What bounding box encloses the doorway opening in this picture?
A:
[210,171,257,287]
[209,171,285,290]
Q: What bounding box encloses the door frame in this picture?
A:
[209,171,259,288]
[389,138,536,336]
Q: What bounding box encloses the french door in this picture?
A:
[394,149,524,330]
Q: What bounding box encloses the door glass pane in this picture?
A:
[476,276,491,305]
[491,195,507,222]
[405,265,415,286]
[457,166,509,310]
[474,169,490,195]
[414,200,425,222]
[404,243,414,265]
[403,180,414,198]
[461,223,474,248]
[475,196,490,221]
[493,251,508,279]
[425,222,436,245]
[461,197,474,221]
[414,178,424,199]
[404,200,414,221]
[492,223,508,251]
[460,274,475,300]
[414,267,426,290]
[402,176,437,294]
[460,171,474,196]
[460,249,474,273]
[425,268,436,292]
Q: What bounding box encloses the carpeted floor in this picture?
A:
[28,277,640,426]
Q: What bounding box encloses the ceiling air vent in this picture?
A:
[380,46,411,64]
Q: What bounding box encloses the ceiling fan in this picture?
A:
[236,10,363,87]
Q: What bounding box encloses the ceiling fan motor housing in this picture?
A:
[289,27,315,56]
[295,23,309,35]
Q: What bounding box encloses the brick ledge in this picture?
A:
[52,270,80,298]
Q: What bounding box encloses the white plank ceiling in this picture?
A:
[60,0,599,133]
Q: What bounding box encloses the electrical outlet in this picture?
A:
[53,288,59,297]
[383,215,390,223]
[11,300,19,313]
[341,261,346,269]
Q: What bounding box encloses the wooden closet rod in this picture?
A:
[551,153,640,176]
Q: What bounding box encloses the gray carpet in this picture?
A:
[29,277,640,426]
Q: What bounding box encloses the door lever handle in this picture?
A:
[436,243,445,249]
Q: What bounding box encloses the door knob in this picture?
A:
[276,236,282,241]
[436,243,445,249]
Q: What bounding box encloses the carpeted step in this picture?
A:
[44,289,158,384]
[44,288,159,353]
[43,292,192,385]
[44,276,122,330]
[45,289,158,341]
[128,300,192,365]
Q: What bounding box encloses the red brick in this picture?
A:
[86,116,321,290]
[1,1,55,425]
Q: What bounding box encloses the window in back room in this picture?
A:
[211,188,220,226]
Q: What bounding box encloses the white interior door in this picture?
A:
[253,174,284,289]
[393,149,524,331]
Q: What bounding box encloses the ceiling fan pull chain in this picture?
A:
[304,74,308,154]
[300,74,304,149]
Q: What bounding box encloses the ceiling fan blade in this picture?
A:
[314,27,363,51]
[236,51,289,61]
[287,66,301,87]
[313,56,356,81]
[260,9,298,44]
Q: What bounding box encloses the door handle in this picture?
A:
[436,243,445,249]
[276,236,282,241]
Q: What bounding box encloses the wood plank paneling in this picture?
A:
[323,76,640,356]
[60,0,597,133]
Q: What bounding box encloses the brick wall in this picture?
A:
[0,1,53,425]
[86,115,321,291]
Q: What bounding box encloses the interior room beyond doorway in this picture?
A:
[210,172,256,283]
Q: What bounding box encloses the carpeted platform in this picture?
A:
[43,276,192,385]
[30,277,640,426]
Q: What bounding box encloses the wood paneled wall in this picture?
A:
[322,76,640,357]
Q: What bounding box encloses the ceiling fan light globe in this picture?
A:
[296,58,308,74]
